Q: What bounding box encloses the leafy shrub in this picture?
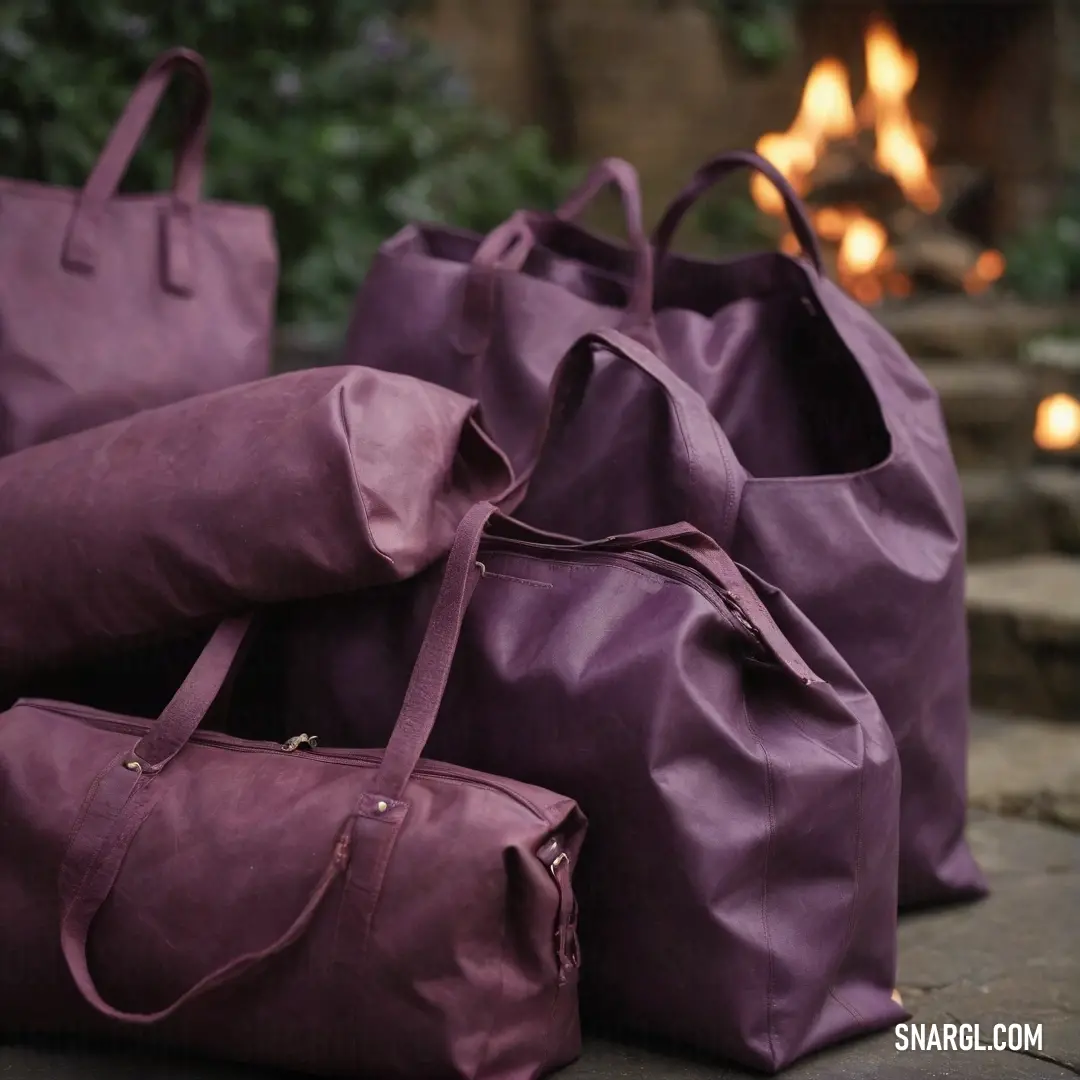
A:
[693,0,801,66]
[1003,176,1080,303]
[0,0,577,330]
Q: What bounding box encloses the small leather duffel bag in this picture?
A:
[0,503,585,1080]
[0,364,512,682]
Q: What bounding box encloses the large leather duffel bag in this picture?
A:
[272,502,906,1071]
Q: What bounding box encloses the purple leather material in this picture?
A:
[274,507,906,1072]
[0,365,513,679]
[0,503,586,1080]
[0,48,278,455]
[342,151,984,909]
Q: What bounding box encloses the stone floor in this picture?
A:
[2,812,1076,1080]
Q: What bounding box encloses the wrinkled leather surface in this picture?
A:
[273,515,906,1072]
[0,365,512,677]
[342,157,983,909]
[0,50,277,455]
[0,508,586,1080]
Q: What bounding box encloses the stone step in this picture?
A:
[921,360,1038,470]
[963,466,1080,561]
[967,555,1080,721]
[968,711,1080,831]
[878,295,1073,359]
[1024,334,1080,400]
[963,470,1044,562]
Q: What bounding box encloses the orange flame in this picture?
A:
[750,16,1001,301]
[750,58,856,215]
[863,20,938,213]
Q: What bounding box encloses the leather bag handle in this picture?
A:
[454,158,656,355]
[368,501,496,799]
[55,616,355,1024]
[550,157,654,332]
[651,149,824,275]
[62,47,212,296]
[505,327,741,548]
[57,504,498,1023]
[61,820,349,1024]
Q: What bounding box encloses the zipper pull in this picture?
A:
[281,733,319,752]
[539,840,580,981]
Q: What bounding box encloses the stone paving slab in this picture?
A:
[2,816,1076,1080]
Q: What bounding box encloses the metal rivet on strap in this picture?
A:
[375,800,388,814]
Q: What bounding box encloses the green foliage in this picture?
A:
[696,191,778,255]
[695,0,800,66]
[0,0,577,331]
[1003,179,1080,302]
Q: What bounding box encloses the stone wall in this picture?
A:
[411,0,809,239]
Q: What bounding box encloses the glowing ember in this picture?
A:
[961,250,1006,294]
[751,16,1004,302]
[839,215,888,274]
[814,207,852,241]
[1034,393,1080,452]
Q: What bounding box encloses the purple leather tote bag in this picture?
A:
[272,497,905,1072]
[342,154,982,909]
[343,157,655,471]
[0,503,586,1080]
[0,48,278,455]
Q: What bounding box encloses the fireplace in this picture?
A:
[751,0,1062,305]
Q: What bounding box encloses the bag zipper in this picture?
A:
[488,546,771,659]
[40,706,548,820]
[618,550,769,653]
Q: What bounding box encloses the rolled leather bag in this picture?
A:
[0,365,513,679]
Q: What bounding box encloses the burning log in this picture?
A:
[803,136,908,220]
[892,222,1004,294]
[805,163,907,219]
[893,226,982,291]
[804,149,985,237]
[749,17,1004,301]
[933,164,986,219]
